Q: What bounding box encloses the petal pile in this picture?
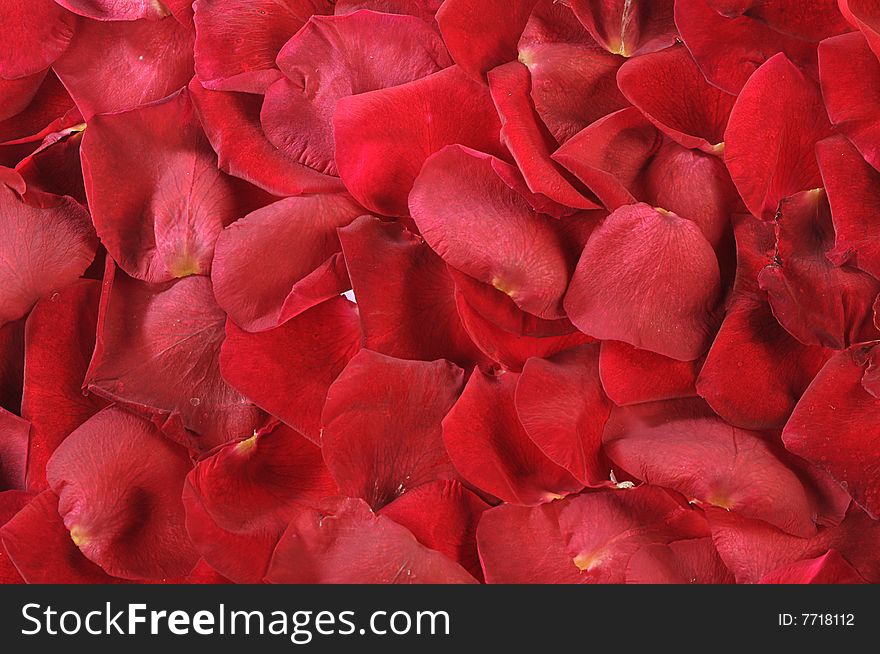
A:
[1,0,879,586]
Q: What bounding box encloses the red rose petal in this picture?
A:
[515,344,612,486]
[262,10,450,176]
[783,343,880,518]
[411,145,572,320]
[599,340,702,406]
[46,407,198,580]
[212,194,363,331]
[183,422,337,583]
[0,490,30,582]
[380,480,489,581]
[709,506,880,583]
[265,497,477,583]
[55,0,172,20]
[758,549,866,584]
[83,89,268,283]
[565,203,721,361]
[21,280,106,491]
[488,60,599,210]
[603,397,822,537]
[724,54,833,220]
[758,189,880,349]
[193,0,333,93]
[845,0,880,60]
[0,0,75,80]
[53,15,194,119]
[552,107,661,210]
[336,0,442,22]
[435,0,538,79]
[188,80,344,197]
[675,0,820,94]
[618,44,734,154]
[85,262,265,452]
[0,71,47,123]
[0,318,24,414]
[220,297,361,443]
[322,349,463,508]
[0,490,116,583]
[337,216,484,366]
[0,183,96,327]
[626,538,735,584]
[442,367,583,505]
[0,408,28,491]
[819,32,880,173]
[569,0,676,57]
[334,65,506,216]
[0,72,76,148]
[697,214,832,430]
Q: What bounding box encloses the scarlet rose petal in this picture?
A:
[442,367,583,505]
[220,297,361,443]
[599,340,703,406]
[322,350,463,509]
[569,0,676,57]
[565,203,721,361]
[626,538,735,584]
[758,550,866,584]
[334,65,506,216]
[0,408,28,491]
[0,0,75,80]
[46,407,198,580]
[55,0,172,20]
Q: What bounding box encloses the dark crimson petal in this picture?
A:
[220,297,361,443]
[338,216,484,366]
[322,350,463,509]
[0,183,96,326]
[724,54,833,220]
[758,550,866,584]
[0,0,75,80]
[819,32,880,172]
[334,65,506,216]
[183,423,337,583]
[380,480,489,581]
[14,123,86,204]
[552,107,661,210]
[21,280,106,491]
[46,407,198,580]
[599,340,702,406]
[0,318,24,414]
[194,0,333,93]
[519,41,626,145]
[758,189,880,349]
[442,367,582,505]
[697,215,831,430]
[85,263,265,453]
[783,344,880,518]
[55,0,172,20]
[436,0,538,79]
[708,506,880,583]
[0,72,76,147]
[0,490,116,583]
[411,145,571,320]
[52,15,194,119]
[641,140,738,250]
[617,44,735,154]
[819,135,880,278]
[569,0,676,56]
[188,80,344,197]
[262,10,450,176]
[0,490,30,582]
[675,0,819,94]
[265,498,477,583]
[83,89,270,283]
[603,398,822,537]
[716,0,851,41]
[454,284,593,372]
[515,345,612,486]
[626,538,735,584]
[477,501,584,583]
[488,61,599,210]
[0,408,28,491]
[565,203,721,361]
[212,194,363,331]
